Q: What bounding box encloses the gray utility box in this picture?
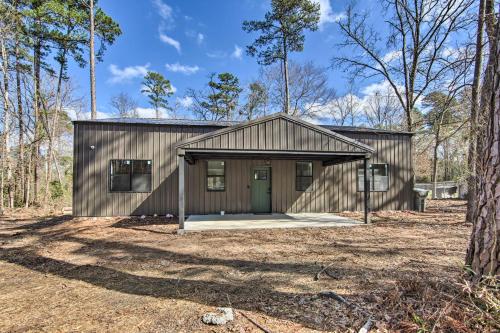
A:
[414,188,430,212]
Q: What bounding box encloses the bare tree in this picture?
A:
[110,92,138,118]
[239,81,268,120]
[262,61,336,119]
[363,89,403,129]
[422,92,467,198]
[333,0,475,131]
[327,88,362,126]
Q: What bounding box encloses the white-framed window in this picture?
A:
[358,163,389,192]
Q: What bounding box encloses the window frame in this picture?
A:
[206,160,226,192]
[295,161,313,192]
[109,159,152,193]
[357,163,389,192]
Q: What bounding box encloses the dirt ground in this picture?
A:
[0,200,490,332]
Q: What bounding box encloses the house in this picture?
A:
[72,113,414,229]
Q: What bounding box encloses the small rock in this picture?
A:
[202,313,227,325]
[217,307,234,321]
[202,307,234,325]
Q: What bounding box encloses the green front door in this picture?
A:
[251,166,271,213]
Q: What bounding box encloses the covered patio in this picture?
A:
[175,113,375,232]
[184,213,363,231]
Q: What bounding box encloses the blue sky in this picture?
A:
[68,0,385,119]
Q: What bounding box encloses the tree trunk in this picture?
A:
[25,150,32,208]
[431,129,440,200]
[465,8,499,281]
[282,37,290,114]
[89,0,97,119]
[15,23,25,206]
[467,0,486,223]
[45,50,67,200]
[32,38,41,206]
[1,34,13,209]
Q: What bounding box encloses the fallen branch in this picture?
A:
[314,263,337,281]
[319,291,371,317]
[358,318,372,333]
[237,311,273,333]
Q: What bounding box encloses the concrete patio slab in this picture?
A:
[184,213,363,231]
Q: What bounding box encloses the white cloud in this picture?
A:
[176,96,193,108]
[382,50,402,63]
[314,0,346,27]
[170,84,177,93]
[159,33,181,53]
[197,33,204,45]
[108,64,149,84]
[231,45,243,60]
[134,107,170,118]
[165,62,200,75]
[65,107,110,120]
[361,80,401,96]
[152,0,173,22]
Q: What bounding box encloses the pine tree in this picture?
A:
[141,71,173,119]
[201,72,242,121]
[243,0,320,114]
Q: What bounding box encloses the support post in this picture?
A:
[178,154,185,232]
[363,157,371,224]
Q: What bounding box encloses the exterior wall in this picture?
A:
[73,123,219,217]
[73,123,413,216]
[185,132,413,214]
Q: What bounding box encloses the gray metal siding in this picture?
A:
[73,123,218,216]
[73,123,413,216]
[184,134,413,214]
[180,117,369,153]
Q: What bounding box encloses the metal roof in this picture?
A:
[73,117,413,135]
[73,117,240,127]
[322,125,413,135]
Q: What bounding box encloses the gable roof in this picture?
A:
[176,113,374,154]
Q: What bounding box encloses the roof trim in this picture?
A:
[176,113,375,153]
[72,118,237,127]
[72,116,413,135]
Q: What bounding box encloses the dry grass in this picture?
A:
[0,200,497,332]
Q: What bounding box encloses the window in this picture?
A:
[358,163,389,192]
[254,169,268,180]
[207,160,225,191]
[110,160,152,192]
[296,161,313,191]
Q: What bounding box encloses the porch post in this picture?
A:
[363,157,371,224]
[178,153,186,232]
